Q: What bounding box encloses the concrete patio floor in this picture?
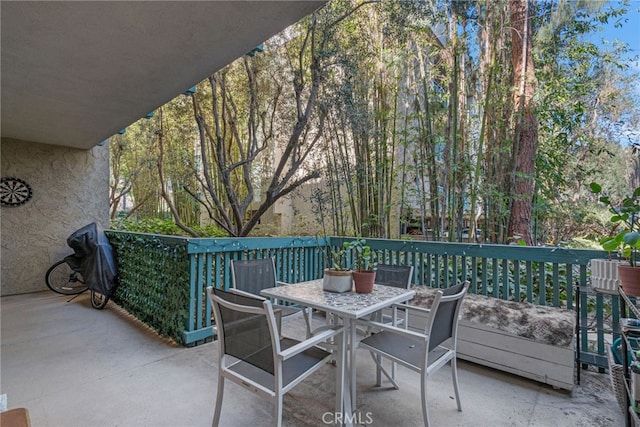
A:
[1,291,623,426]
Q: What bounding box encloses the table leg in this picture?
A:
[341,325,353,427]
[350,317,357,412]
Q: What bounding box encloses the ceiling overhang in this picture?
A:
[1,1,326,149]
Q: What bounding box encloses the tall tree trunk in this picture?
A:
[508,0,537,245]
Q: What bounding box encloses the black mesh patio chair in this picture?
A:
[230,258,312,336]
[374,264,414,325]
[357,281,470,427]
[366,264,414,382]
[375,264,414,289]
[207,287,346,427]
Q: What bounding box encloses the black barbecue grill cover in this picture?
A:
[64,222,118,297]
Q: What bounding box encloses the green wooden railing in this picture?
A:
[106,231,329,345]
[184,236,329,344]
[331,237,616,369]
[106,231,616,369]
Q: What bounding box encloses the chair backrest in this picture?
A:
[425,281,469,352]
[375,264,414,289]
[208,287,277,375]
[230,258,277,296]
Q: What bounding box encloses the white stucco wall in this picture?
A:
[1,138,109,295]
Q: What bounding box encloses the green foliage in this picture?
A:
[109,0,640,246]
[591,182,640,266]
[109,120,159,219]
[533,1,637,243]
[325,237,377,271]
[565,237,602,250]
[109,100,201,225]
[111,217,227,237]
[328,243,349,271]
[106,231,191,344]
[318,233,349,271]
[344,237,376,271]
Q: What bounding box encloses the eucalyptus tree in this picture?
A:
[507,0,538,245]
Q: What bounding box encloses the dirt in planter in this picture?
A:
[410,286,575,347]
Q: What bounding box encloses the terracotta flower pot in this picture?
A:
[618,264,640,297]
[353,270,376,294]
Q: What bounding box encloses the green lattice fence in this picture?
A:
[106,231,190,345]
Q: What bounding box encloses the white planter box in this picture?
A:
[456,320,574,391]
[590,259,622,295]
[408,288,575,391]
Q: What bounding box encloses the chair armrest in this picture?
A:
[228,288,266,300]
[355,319,427,341]
[396,304,432,315]
[278,326,344,360]
[309,324,340,335]
[276,280,290,287]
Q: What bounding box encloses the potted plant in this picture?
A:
[345,237,377,293]
[591,182,640,296]
[322,241,353,293]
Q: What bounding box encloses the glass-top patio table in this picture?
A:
[261,279,416,422]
